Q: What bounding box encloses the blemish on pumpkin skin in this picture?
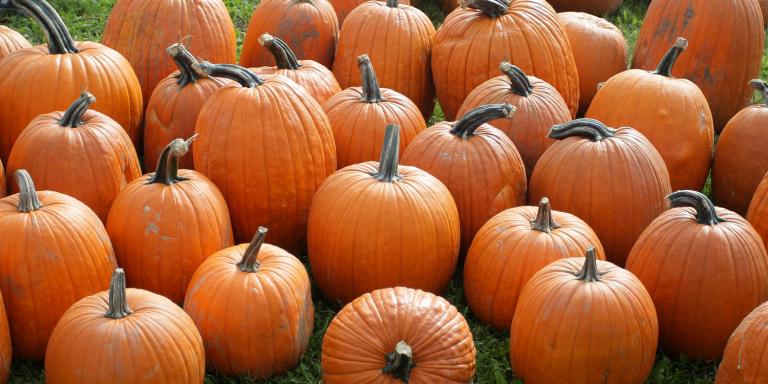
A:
[145,222,159,235]
[681,7,694,30]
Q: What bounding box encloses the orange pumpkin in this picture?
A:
[587,37,714,191]
[432,0,579,119]
[402,103,526,254]
[0,24,30,60]
[184,227,314,377]
[322,287,476,383]
[456,63,570,177]
[308,125,460,303]
[0,170,117,359]
[626,190,768,360]
[464,198,605,330]
[716,301,768,383]
[0,293,11,384]
[547,0,622,15]
[529,118,671,266]
[511,247,658,383]
[45,269,205,383]
[107,137,234,304]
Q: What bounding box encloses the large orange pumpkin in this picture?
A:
[587,37,714,191]
[547,0,622,15]
[716,301,768,383]
[632,0,764,131]
[45,269,205,383]
[102,0,237,106]
[511,248,658,383]
[432,0,579,119]
[6,92,142,222]
[529,118,671,266]
[626,190,768,360]
[184,227,314,377]
[0,24,30,60]
[308,125,460,303]
[0,170,117,359]
[193,62,336,253]
[402,103,526,255]
[322,287,476,383]
[107,137,234,305]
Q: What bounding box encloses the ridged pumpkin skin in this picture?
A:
[510,250,658,383]
[0,171,117,359]
[240,0,339,69]
[463,198,605,331]
[322,287,476,383]
[748,173,768,246]
[558,12,627,116]
[102,0,237,106]
[547,0,622,15]
[6,93,142,222]
[457,64,570,177]
[632,0,764,131]
[45,270,205,383]
[716,301,768,383]
[402,104,527,255]
[184,229,314,377]
[432,0,579,119]
[332,0,436,118]
[586,38,714,191]
[0,25,31,61]
[308,125,460,304]
[0,293,11,383]
[529,119,671,266]
[626,191,768,360]
[329,0,411,25]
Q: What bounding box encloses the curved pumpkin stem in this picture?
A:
[148,135,197,186]
[548,118,616,142]
[59,91,95,128]
[667,190,725,225]
[167,40,204,87]
[653,37,688,77]
[4,0,78,54]
[531,197,560,234]
[238,227,268,273]
[105,268,133,319]
[372,124,402,182]
[574,247,601,282]
[500,62,532,97]
[259,33,302,71]
[465,0,509,18]
[382,341,415,382]
[751,79,768,105]
[192,61,264,88]
[450,103,515,139]
[15,170,43,212]
[358,54,384,103]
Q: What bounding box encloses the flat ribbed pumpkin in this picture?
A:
[308,125,460,303]
[626,190,768,360]
[322,287,476,383]
[107,137,234,304]
[0,24,30,60]
[184,227,314,378]
[716,301,768,383]
[547,0,622,15]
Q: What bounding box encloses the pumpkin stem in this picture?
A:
[500,62,532,97]
[386,0,399,7]
[465,0,509,18]
[192,61,264,88]
[574,247,602,282]
[238,227,268,273]
[167,41,204,87]
[3,0,78,54]
[358,54,384,103]
[148,135,197,186]
[258,33,302,71]
[58,91,95,128]
[372,124,402,182]
[382,341,415,383]
[653,37,688,77]
[450,103,516,140]
[667,190,725,225]
[15,170,44,212]
[548,118,616,142]
[105,268,133,319]
[750,79,768,105]
[531,197,561,234]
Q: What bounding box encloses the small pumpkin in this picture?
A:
[716,301,768,383]
[0,24,30,60]
[322,287,476,383]
[547,0,622,15]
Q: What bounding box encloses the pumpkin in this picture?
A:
[716,301,768,383]
[632,0,764,131]
[192,62,336,253]
[308,124,460,303]
[328,0,412,26]
[45,269,205,383]
[0,170,117,359]
[332,0,436,117]
[0,0,142,161]
[0,293,11,384]
[102,0,236,107]
[463,197,605,330]
[6,92,142,222]
[529,118,671,266]
[510,247,658,383]
[240,0,339,69]
[322,287,476,383]
[0,24,30,60]
[748,172,768,246]
[586,37,714,191]
[323,55,425,168]
[106,136,234,305]
[626,190,768,360]
[402,103,526,255]
[713,80,768,215]
[143,41,233,171]
[547,0,622,15]
[432,0,579,119]
[252,33,341,104]
[184,227,314,377]
[456,63,570,177]
[558,12,627,116]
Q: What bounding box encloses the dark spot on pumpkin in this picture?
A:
[654,19,673,38]
[682,7,694,30]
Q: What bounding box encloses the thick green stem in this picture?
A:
[574,247,601,282]
[192,61,263,88]
[531,197,560,234]
[148,135,197,186]
[667,190,725,225]
[105,268,133,320]
[2,0,78,54]
[466,0,509,18]
[259,33,302,70]
[548,118,616,142]
[450,104,515,139]
[167,40,204,87]
[372,124,401,182]
[358,55,383,103]
[238,227,268,273]
[751,79,768,105]
[59,91,95,128]
[382,341,415,383]
[653,37,688,77]
[500,62,532,97]
[14,170,43,212]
